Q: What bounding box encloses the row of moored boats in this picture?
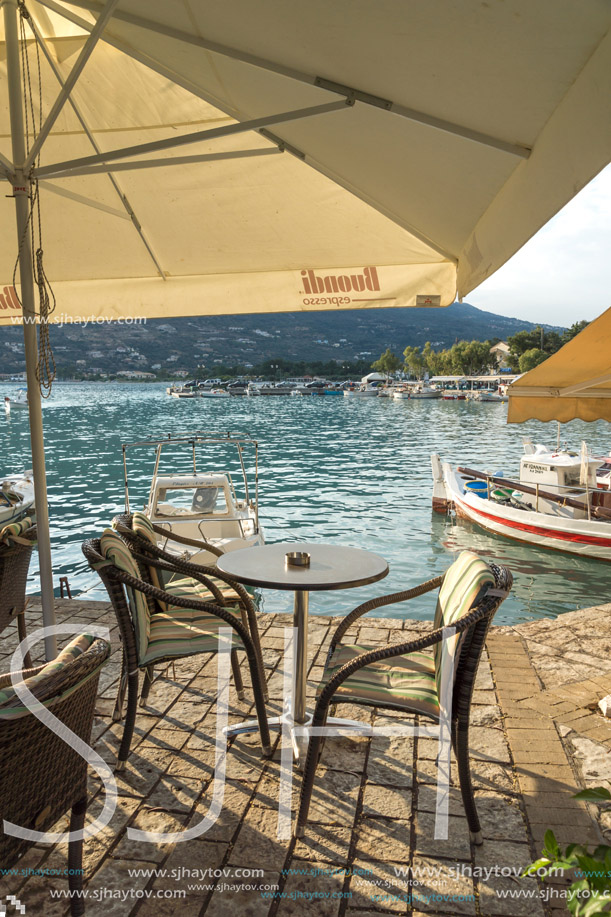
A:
[168,381,509,401]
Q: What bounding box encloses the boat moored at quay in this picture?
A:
[122,432,264,565]
[432,441,611,561]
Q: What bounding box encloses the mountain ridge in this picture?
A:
[0,302,564,376]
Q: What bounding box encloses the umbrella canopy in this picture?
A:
[507,306,611,424]
[1,0,611,321]
[1,0,610,653]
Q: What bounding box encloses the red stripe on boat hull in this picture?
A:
[461,499,611,548]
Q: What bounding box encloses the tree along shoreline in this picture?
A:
[372,321,589,379]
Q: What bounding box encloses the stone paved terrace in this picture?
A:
[1,597,611,917]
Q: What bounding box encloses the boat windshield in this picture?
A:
[155,485,227,518]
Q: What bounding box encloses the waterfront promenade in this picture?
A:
[1,597,610,916]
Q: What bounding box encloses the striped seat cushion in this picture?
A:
[131,513,240,612]
[320,644,439,720]
[131,511,168,605]
[132,511,158,547]
[0,516,35,548]
[433,551,494,695]
[165,573,241,608]
[140,607,244,665]
[101,529,151,649]
[0,634,97,716]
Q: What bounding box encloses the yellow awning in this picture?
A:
[507,307,611,423]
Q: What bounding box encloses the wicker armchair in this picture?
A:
[0,517,37,669]
[82,532,271,769]
[111,512,267,708]
[295,551,512,843]
[0,634,111,916]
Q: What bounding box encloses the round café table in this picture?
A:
[216,541,388,761]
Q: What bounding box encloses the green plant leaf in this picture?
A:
[544,829,561,858]
[574,787,611,804]
[522,857,553,876]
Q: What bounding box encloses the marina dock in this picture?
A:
[1,597,609,916]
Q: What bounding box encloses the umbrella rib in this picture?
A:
[38,180,131,220]
[41,148,282,179]
[32,99,351,179]
[25,9,167,279]
[0,151,14,178]
[24,0,121,171]
[40,0,532,159]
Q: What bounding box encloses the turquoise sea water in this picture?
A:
[2,382,610,625]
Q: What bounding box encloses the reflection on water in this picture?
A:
[2,382,610,624]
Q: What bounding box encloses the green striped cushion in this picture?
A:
[140,608,244,665]
[0,516,35,547]
[320,644,439,720]
[132,511,167,606]
[433,551,494,695]
[101,528,151,648]
[434,551,494,629]
[132,511,158,547]
[0,633,96,712]
[166,574,241,608]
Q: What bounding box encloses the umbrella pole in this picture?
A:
[3,0,57,659]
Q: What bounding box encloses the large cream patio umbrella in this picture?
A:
[507,306,611,424]
[1,0,610,651]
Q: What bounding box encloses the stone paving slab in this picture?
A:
[3,597,611,916]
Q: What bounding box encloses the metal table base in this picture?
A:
[217,542,388,765]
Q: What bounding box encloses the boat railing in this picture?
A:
[121,432,259,516]
[458,465,611,521]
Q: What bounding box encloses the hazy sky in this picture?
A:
[467,163,611,328]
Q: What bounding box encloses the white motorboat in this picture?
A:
[392,388,410,400]
[410,384,441,399]
[596,455,611,489]
[343,384,380,398]
[199,388,229,398]
[0,471,35,527]
[4,389,28,413]
[123,432,264,564]
[431,442,611,561]
[469,388,508,403]
[169,387,196,399]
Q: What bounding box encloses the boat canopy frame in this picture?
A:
[121,431,260,533]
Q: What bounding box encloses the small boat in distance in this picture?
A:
[0,470,35,527]
[199,388,229,398]
[4,389,28,413]
[410,384,441,399]
[432,441,611,561]
[122,432,264,564]
[468,388,508,403]
[343,383,380,398]
[168,386,196,398]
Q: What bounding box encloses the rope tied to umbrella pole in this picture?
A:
[11,1,56,398]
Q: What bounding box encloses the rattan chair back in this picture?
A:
[0,523,36,634]
[0,635,110,912]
